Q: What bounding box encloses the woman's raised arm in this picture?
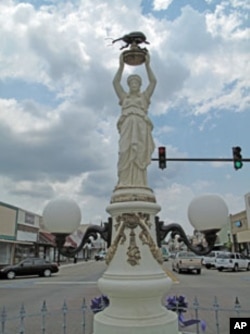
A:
[113,54,126,101]
[144,53,157,99]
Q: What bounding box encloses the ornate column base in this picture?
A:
[110,186,157,204]
[93,196,179,334]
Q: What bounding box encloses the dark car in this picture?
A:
[0,258,59,279]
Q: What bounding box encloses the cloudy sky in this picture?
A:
[0,0,249,234]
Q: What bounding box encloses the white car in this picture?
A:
[215,252,250,272]
[161,247,170,261]
[94,250,106,261]
[202,251,226,269]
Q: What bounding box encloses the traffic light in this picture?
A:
[232,146,243,170]
[158,146,166,170]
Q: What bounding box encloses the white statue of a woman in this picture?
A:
[113,53,157,188]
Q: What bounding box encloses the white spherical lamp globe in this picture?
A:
[43,197,81,234]
[188,194,229,232]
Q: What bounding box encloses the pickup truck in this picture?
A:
[172,251,202,274]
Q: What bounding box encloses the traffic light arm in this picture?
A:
[154,147,247,169]
[152,158,250,162]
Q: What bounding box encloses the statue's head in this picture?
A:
[127,74,142,92]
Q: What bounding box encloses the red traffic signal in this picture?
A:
[158,146,166,170]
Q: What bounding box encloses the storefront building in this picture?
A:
[0,202,18,265]
[0,202,55,264]
[230,193,250,255]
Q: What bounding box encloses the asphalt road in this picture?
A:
[0,259,249,334]
[0,260,106,334]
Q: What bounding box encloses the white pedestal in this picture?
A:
[93,194,179,334]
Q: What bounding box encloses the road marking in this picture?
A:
[164,268,179,283]
[0,280,98,288]
[0,281,36,289]
[36,281,98,285]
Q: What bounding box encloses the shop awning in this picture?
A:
[0,239,33,245]
[37,231,56,246]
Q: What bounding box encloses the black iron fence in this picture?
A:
[1,297,249,334]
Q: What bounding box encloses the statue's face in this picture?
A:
[129,79,141,93]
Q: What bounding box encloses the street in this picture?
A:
[0,259,250,333]
[0,260,106,334]
[163,261,250,334]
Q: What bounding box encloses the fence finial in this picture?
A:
[234,296,241,316]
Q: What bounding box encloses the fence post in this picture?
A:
[213,296,220,334]
[61,300,68,334]
[193,296,200,334]
[0,306,7,334]
[234,297,241,317]
[41,300,48,334]
[18,303,26,334]
[81,298,87,334]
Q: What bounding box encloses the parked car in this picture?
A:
[169,252,177,259]
[202,251,226,269]
[161,247,170,261]
[94,250,106,261]
[172,251,202,274]
[0,258,59,279]
[215,252,250,272]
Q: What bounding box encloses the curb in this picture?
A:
[59,260,95,268]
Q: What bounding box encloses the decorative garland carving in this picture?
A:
[105,212,163,266]
[110,193,156,203]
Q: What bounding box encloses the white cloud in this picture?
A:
[0,98,58,135]
[206,2,250,39]
[155,183,195,234]
[153,0,173,11]
[210,161,229,168]
[155,125,175,136]
[148,4,249,119]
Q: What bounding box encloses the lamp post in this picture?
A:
[227,230,232,252]
[43,32,229,334]
[43,194,229,334]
